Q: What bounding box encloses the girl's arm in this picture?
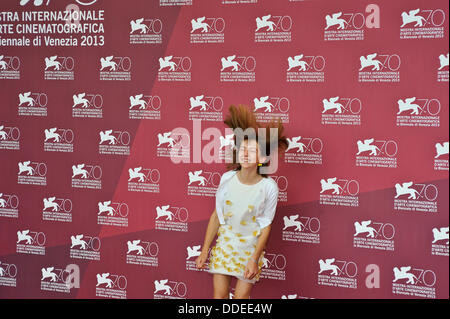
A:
[200,209,220,254]
[251,224,271,262]
[244,224,272,280]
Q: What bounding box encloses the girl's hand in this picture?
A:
[244,258,259,280]
[195,251,208,269]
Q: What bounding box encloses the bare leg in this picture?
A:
[233,279,254,299]
[213,274,232,299]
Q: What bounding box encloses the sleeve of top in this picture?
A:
[256,178,279,229]
[215,171,231,225]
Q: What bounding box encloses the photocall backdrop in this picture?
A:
[0,0,448,299]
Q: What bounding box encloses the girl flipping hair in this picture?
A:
[196,104,288,299]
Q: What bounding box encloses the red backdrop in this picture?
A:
[0,0,448,299]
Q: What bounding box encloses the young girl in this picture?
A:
[195,104,288,299]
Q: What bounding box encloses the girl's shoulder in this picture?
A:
[263,176,279,193]
[218,170,237,187]
[220,169,237,181]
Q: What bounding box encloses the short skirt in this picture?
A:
[207,225,265,284]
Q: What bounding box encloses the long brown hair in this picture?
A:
[223,104,288,177]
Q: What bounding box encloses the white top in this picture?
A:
[215,170,279,229]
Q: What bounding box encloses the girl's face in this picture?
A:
[237,139,265,169]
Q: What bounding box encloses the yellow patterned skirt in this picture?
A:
[208,225,265,284]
